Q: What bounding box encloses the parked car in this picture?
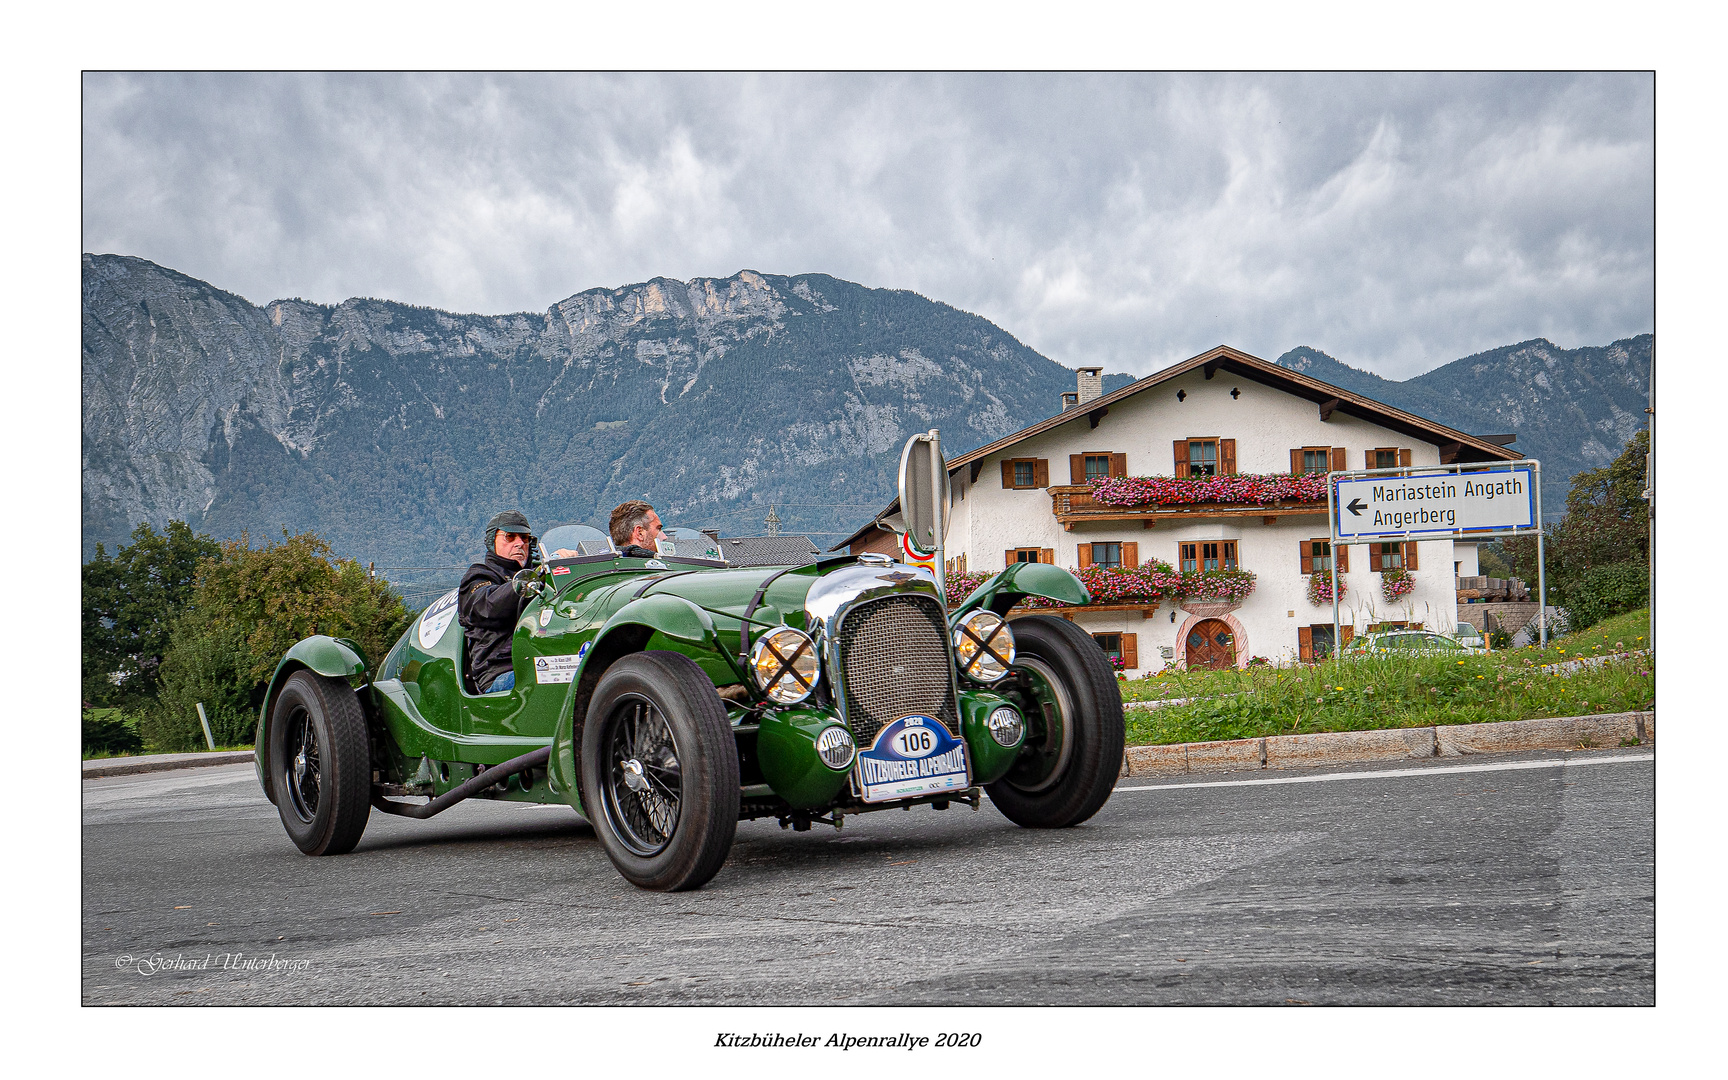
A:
[253,525,1125,891]
[1344,629,1486,657]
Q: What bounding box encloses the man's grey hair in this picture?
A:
[609,500,656,546]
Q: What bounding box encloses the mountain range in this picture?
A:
[83,254,1650,596]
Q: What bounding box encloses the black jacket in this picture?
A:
[618,544,658,559]
[459,551,528,691]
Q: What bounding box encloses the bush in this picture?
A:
[1563,560,1649,634]
[82,708,144,756]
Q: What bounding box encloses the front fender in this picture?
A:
[951,562,1090,621]
[548,594,732,809]
[254,636,371,804]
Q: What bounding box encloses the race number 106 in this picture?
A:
[936,1033,983,1047]
[894,728,936,756]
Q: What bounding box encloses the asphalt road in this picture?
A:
[82,749,1654,1005]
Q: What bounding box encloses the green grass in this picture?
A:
[1119,607,1653,747]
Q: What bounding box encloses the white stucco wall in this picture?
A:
[953,369,1463,673]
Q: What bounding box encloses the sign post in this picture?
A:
[1329,460,1546,650]
[898,430,949,596]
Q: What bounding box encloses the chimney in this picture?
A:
[1077,367,1104,404]
[1060,391,1079,411]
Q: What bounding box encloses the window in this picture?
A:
[1179,540,1237,573]
[1300,539,1349,574]
[1369,447,1412,470]
[1091,632,1138,668]
[1291,447,1345,474]
[1174,438,1235,477]
[1008,548,1043,565]
[1079,541,1137,569]
[1298,624,1353,662]
[1069,453,1126,483]
[1001,458,1049,490]
[1375,542,1403,570]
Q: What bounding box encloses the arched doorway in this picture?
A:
[1185,619,1237,670]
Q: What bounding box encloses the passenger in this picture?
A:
[610,500,666,558]
[459,510,538,694]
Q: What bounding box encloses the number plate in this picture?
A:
[853,714,970,804]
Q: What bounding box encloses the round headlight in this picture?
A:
[986,706,1025,748]
[815,725,856,770]
[750,626,820,704]
[954,610,1015,682]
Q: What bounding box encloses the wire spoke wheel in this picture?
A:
[284,705,322,823]
[579,652,739,891]
[603,697,684,856]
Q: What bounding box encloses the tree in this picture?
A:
[149,530,414,750]
[1505,428,1650,624]
[82,521,221,709]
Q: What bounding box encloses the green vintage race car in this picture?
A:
[253,525,1124,891]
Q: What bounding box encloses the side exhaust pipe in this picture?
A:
[371,747,554,820]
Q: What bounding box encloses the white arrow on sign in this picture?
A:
[1334,467,1536,541]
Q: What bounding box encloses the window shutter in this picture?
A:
[1004,549,1015,569]
[1069,455,1086,484]
[1077,544,1093,568]
[1110,452,1127,478]
[1121,634,1138,670]
[1340,625,1355,647]
[1173,440,1189,478]
[1299,540,1313,575]
[1330,446,1346,472]
[1365,449,1374,470]
[1370,546,1383,572]
[1291,449,1304,475]
[1337,544,1349,572]
[1039,548,1054,564]
[1220,439,1237,475]
[1298,626,1314,662]
[1001,460,1013,488]
[1399,448,1412,468]
[1122,541,1139,567]
[1404,542,1419,571]
[1034,459,1049,488]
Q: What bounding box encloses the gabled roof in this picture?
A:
[720,534,821,567]
[831,344,1520,551]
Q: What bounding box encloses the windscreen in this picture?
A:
[656,527,726,563]
[539,524,615,559]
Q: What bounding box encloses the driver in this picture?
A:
[459,509,540,694]
[609,500,666,558]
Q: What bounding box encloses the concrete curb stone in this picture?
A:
[1121,711,1653,778]
[82,751,255,779]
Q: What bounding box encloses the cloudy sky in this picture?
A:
[82,72,1652,380]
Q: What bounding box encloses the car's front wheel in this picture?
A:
[986,615,1125,828]
[579,652,740,890]
[270,670,372,855]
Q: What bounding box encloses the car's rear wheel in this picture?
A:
[270,670,372,855]
[986,615,1124,828]
[579,652,740,890]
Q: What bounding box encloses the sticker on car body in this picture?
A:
[853,714,970,803]
[417,590,459,649]
[534,654,582,684]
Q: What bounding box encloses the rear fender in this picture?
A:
[547,595,736,809]
[950,562,1090,622]
[254,636,371,805]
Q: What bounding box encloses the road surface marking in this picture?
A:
[1114,753,1653,792]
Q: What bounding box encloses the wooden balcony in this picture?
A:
[1048,485,1327,530]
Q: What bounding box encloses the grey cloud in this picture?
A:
[82,72,1651,379]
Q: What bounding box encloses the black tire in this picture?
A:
[579,652,740,891]
[986,615,1125,828]
[269,670,372,855]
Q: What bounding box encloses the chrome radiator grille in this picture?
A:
[834,595,960,746]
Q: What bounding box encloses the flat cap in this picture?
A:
[485,509,533,538]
